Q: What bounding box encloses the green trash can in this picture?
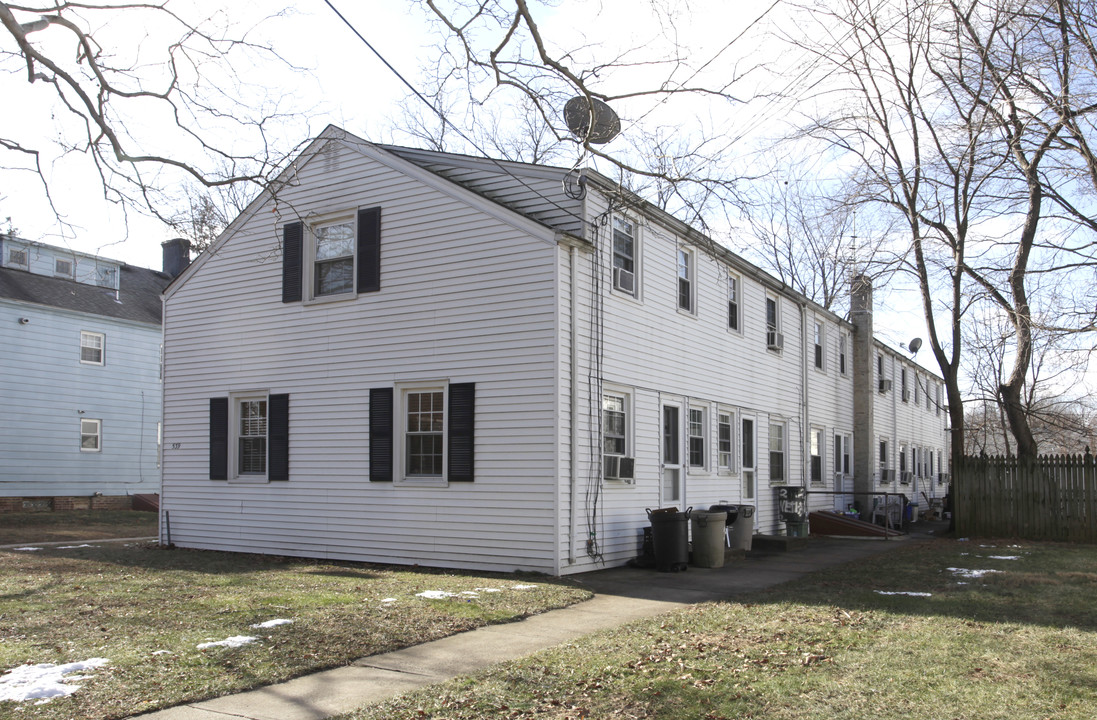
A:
[691,510,727,568]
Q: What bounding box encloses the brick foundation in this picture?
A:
[0,495,136,513]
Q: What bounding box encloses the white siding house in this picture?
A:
[160,126,948,574]
[0,235,178,510]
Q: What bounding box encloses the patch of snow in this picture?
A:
[947,567,1001,579]
[151,650,172,656]
[875,591,932,597]
[197,636,258,650]
[56,544,95,549]
[0,658,109,704]
[250,619,293,629]
[12,547,42,552]
[987,555,1021,560]
[380,598,397,604]
[416,590,457,600]
[475,587,503,593]
[459,591,480,597]
[512,584,538,590]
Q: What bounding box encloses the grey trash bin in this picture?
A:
[729,504,755,551]
[691,510,727,568]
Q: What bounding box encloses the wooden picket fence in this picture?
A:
[955,453,1097,542]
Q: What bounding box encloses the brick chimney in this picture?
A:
[850,274,875,508]
[162,238,192,278]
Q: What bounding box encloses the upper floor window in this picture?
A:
[813,320,824,370]
[810,428,823,483]
[901,368,909,402]
[936,384,942,415]
[282,207,381,304]
[80,331,104,365]
[727,276,740,332]
[612,217,637,295]
[7,247,28,268]
[55,258,74,277]
[313,220,355,296]
[677,247,694,313]
[914,374,921,405]
[96,266,118,289]
[839,333,848,375]
[765,296,783,350]
[603,393,627,456]
[879,439,889,470]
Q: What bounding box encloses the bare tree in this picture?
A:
[168,179,255,254]
[790,0,1097,462]
[0,2,311,234]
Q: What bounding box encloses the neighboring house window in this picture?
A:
[603,393,627,456]
[209,394,289,481]
[879,439,889,482]
[765,296,782,350]
[80,331,105,365]
[914,374,921,405]
[368,383,475,484]
[936,384,942,415]
[938,450,945,483]
[80,419,101,452]
[836,433,851,475]
[899,443,908,476]
[727,275,740,332]
[238,398,269,475]
[612,216,637,295]
[688,407,705,467]
[718,411,733,471]
[839,333,848,375]
[901,368,909,402]
[55,258,73,277]
[927,381,933,410]
[769,421,785,483]
[813,321,824,370]
[810,428,823,484]
[7,247,28,267]
[741,417,756,499]
[927,448,933,478]
[282,207,382,303]
[677,247,694,313]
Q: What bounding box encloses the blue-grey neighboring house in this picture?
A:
[0,233,188,512]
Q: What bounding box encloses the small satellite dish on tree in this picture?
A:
[907,337,923,356]
[563,96,621,144]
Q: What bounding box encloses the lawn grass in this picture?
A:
[346,539,1097,720]
[0,510,157,545]
[0,542,591,719]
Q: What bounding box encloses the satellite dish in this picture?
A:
[908,337,923,356]
[563,96,621,144]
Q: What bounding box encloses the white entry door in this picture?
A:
[662,403,682,507]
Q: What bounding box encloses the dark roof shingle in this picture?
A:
[0,264,169,325]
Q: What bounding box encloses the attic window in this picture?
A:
[8,248,28,268]
[55,258,74,277]
[96,267,118,289]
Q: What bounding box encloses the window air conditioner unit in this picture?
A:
[880,468,893,483]
[613,267,635,294]
[902,389,910,402]
[901,471,913,484]
[604,455,636,481]
[766,330,784,350]
[878,379,892,394]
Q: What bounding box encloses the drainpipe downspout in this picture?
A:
[568,244,580,566]
[800,301,810,491]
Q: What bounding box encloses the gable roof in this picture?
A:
[0,263,169,325]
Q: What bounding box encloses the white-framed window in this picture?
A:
[80,418,101,452]
[914,374,921,405]
[810,427,824,484]
[813,320,824,370]
[662,402,682,504]
[236,397,269,475]
[741,416,756,499]
[55,257,74,277]
[688,406,706,468]
[765,295,782,350]
[839,333,848,376]
[7,247,28,268]
[677,247,695,313]
[835,433,852,476]
[936,383,942,415]
[310,217,356,298]
[611,216,638,296]
[403,387,446,479]
[927,380,933,410]
[80,331,105,365]
[603,393,627,457]
[718,410,734,471]
[727,275,741,332]
[901,367,909,402]
[899,443,908,475]
[879,438,889,482]
[769,421,786,483]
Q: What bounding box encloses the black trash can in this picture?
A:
[647,507,690,572]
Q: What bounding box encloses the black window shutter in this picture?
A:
[357,207,381,294]
[282,221,303,303]
[369,388,393,482]
[268,394,289,481]
[209,397,228,480]
[448,383,475,482]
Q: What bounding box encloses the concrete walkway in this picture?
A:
[131,533,925,720]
